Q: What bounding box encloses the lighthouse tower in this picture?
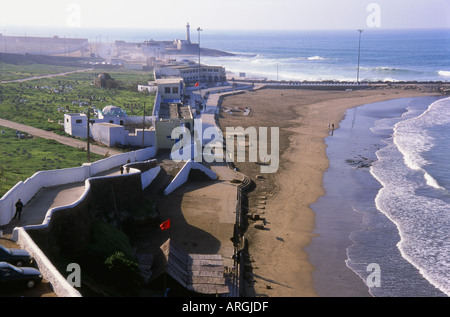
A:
[186,22,191,43]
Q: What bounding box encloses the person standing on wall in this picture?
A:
[13,199,23,220]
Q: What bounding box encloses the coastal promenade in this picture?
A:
[159,83,260,296]
[0,166,123,236]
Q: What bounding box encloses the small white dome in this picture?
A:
[101,106,127,117]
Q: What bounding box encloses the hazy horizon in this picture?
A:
[1,0,449,33]
[1,25,448,44]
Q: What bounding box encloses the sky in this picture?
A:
[1,0,449,32]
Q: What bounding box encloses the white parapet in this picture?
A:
[164,159,217,195]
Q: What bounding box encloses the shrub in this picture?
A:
[104,251,140,294]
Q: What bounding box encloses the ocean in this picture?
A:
[309,96,450,297]
[200,28,450,82]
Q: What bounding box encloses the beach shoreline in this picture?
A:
[218,85,443,297]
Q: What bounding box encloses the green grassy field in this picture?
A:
[0,127,106,197]
[0,67,155,132]
[0,63,156,197]
[0,62,84,81]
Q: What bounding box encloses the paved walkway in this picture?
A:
[0,166,123,236]
[0,182,86,235]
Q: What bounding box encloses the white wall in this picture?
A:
[90,123,111,146]
[0,166,90,226]
[12,168,142,297]
[164,159,217,195]
[15,227,82,297]
[138,85,158,93]
[8,161,160,297]
[141,165,161,190]
[125,116,154,125]
[0,147,156,226]
[64,113,87,138]
[126,130,156,147]
[108,126,127,148]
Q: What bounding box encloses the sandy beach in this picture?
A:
[218,85,443,297]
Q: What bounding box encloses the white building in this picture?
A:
[149,77,196,150]
[155,63,226,86]
[138,81,158,94]
[142,40,166,58]
[64,77,196,151]
[64,105,156,148]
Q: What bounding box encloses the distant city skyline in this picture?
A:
[1,0,449,32]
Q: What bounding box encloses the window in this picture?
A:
[165,87,171,94]
[172,87,179,94]
[75,119,82,124]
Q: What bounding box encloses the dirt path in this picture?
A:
[0,117,122,157]
[0,68,94,84]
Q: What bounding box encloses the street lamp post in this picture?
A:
[357,29,363,84]
[86,105,91,163]
[197,27,202,89]
[142,102,145,147]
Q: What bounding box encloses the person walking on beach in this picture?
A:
[13,199,23,220]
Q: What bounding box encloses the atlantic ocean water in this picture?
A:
[309,96,450,297]
[200,28,450,82]
[369,96,450,296]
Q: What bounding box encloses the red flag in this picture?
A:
[160,219,170,231]
[194,81,199,87]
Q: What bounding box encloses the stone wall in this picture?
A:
[28,172,144,258]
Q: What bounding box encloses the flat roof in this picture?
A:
[159,103,192,120]
[156,78,184,84]
[96,122,123,127]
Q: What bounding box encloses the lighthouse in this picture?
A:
[186,22,191,43]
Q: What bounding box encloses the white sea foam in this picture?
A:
[393,97,450,190]
[438,70,450,77]
[370,97,450,296]
[307,55,325,61]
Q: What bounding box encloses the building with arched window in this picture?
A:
[155,62,226,86]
